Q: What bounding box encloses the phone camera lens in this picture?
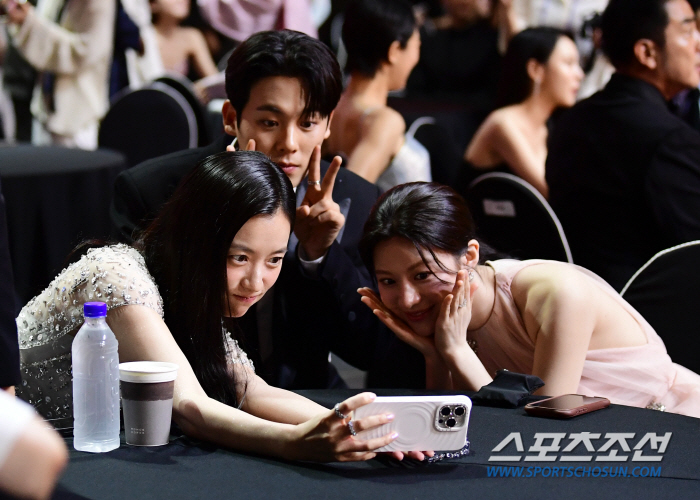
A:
[440,406,451,416]
[454,406,465,416]
[446,418,456,427]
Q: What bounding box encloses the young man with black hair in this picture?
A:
[111,30,382,389]
[546,0,700,291]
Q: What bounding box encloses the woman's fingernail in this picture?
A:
[368,393,376,400]
[391,432,399,439]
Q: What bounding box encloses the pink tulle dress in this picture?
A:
[469,259,700,418]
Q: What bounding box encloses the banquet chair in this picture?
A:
[98,82,198,167]
[620,241,700,374]
[467,172,573,263]
[155,74,214,146]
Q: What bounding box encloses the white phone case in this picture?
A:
[353,395,471,452]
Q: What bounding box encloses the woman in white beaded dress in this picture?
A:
[16,151,422,462]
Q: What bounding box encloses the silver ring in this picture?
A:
[458,300,468,308]
[334,403,348,419]
[347,420,357,436]
[308,180,321,186]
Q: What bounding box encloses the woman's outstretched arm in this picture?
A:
[106,305,398,462]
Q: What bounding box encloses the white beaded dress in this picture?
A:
[15,244,254,421]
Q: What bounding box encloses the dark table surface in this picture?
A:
[0,144,128,304]
[51,389,700,499]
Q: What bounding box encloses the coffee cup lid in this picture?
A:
[119,361,179,383]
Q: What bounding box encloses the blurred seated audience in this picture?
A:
[461,28,583,198]
[359,182,700,418]
[111,0,165,95]
[0,390,68,500]
[150,0,217,80]
[195,0,319,63]
[325,0,431,190]
[405,0,502,111]
[503,0,612,98]
[547,0,700,291]
[3,0,116,149]
[17,152,425,463]
[1,0,37,143]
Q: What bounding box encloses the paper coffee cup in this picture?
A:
[119,362,178,446]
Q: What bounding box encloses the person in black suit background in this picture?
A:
[546,0,700,291]
[111,30,383,389]
[0,179,20,393]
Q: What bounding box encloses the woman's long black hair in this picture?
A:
[360,182,488,279]
[137,151,296,407]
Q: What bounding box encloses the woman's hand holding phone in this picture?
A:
[288,392,432,462]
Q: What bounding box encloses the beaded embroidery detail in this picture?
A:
[16,244,253,419]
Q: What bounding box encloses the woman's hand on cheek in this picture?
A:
[358,287,438,359]
[435,270,477,358]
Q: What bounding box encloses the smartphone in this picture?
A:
[524,394,610,419]
[353,395,471,452]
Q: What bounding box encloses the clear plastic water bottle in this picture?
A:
[72,302,120,452]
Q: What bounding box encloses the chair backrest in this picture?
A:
[467,172,573,263]
[408,116,463,187]
[155,74,213,146]
[620,241,700,374]
[98,82,197,167]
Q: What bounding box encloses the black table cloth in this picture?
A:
[0,144,128,303]
[50,389,700,499]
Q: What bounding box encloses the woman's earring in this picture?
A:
[468,270,475,282]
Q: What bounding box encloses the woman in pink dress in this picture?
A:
[358,182,700,418]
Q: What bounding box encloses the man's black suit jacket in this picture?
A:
[546,74,700,291]
[111,136,383,388]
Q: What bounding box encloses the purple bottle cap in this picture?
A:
[83,302,107,318]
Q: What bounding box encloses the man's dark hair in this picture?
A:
[225,30,343,122]
[342,0,416,77]
[601,0,671,69]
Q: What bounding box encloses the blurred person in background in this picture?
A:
[1,0,37,142]
[150,0,217,80]
[2,0,116,149]
[325,0,431,190]
[461,27,583,197]
[406,0,502,111]
[500,0,612,98]
[547,0,700,290]
[196,0,321,63]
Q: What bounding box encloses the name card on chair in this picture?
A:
[483,199,516,217]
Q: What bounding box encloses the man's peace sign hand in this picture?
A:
[295,145,345,261]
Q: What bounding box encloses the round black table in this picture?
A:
[51,390,700,499]
[0,144,128,304]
